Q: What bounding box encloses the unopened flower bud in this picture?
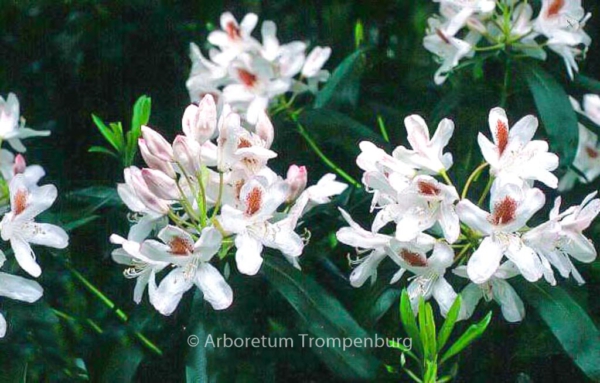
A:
[141,126,173,161]
[127,167,170,214]
[13,154,26,175]
[285,165,307,202]
[173,135,202,175]
[142,168,180,200]
[182,95,217,144]
[139,138,176,178]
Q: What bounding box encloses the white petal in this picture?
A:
[11,237,41,277]
[24,223,69,249]
[505,240,543,282]
[492,278,525,322]
[456,199,493,235]
[458,283,483,321]
[149,268,193,316]
[349,250,386,287]
[467,237,504,284]
[0,271,43,302]
[0,313,5,338]
[433,277,458,317]
[234,233,264,275]
[195,263,233,310]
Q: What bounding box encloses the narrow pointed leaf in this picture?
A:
[440,311,491,364]
[92,114,122,152]
[400,289,423,357]
[437,295,461,352]
[314,50,366,111]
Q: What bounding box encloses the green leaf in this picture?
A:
[67,186,122,209]
[400,289,423,357]
[437,295,461,353]
[522,62,579,167]
[440,311,491,364]
[314,50,366,111]
[575,74,600,93]
[92,114,122,152]
[262,255,378,380]
[418,299,437,362]
[516,282,600,381]
[109,122,126,150]
[88,146,119,159]
[424,359,438,383]
[131,95,151,136]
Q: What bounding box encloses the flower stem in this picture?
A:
[293,115,361,188]
[477,176,494,207]
[461,162,489,200]
[211,172,225,219]
[65,264,163,356]
[439,170,454,187]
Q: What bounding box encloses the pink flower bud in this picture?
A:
[182,95,217,144]
[139,138,176,178]
[285,165,307,202]
[142,168,180,200]
[127,167,170,214]
[172,135,202,175]
[255,111,274,148]
[141,126,173,161]
[13,154,26,175]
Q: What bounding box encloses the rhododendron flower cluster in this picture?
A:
[425,0,592,84]
[186,12,331,124]
[337,106,600,322]
[0,93,69,337]
[110,95,346,315]
[560,93,600,191]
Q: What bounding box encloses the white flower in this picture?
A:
[0,93,50,153]
[558,123,600,191]
[454,262,525,323]
[457,177,545,284]
[524,192,600,285]
[186,43,227,104]
[534,0,591,79]
[423,16,477,85]
[372,175,460,243]
[222,54,290,124]
[478,107,559,188]
[208,12,261,64]
[299,46,332,93]
[217,109,277,173]
[394,115,455,174]
[386,239,457,316]
[219,176,303,275]
[336,208,393,287]
[110,230,169,305]
[0,175,69,277]
[534,0,589,38]
[141,225,233,314]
